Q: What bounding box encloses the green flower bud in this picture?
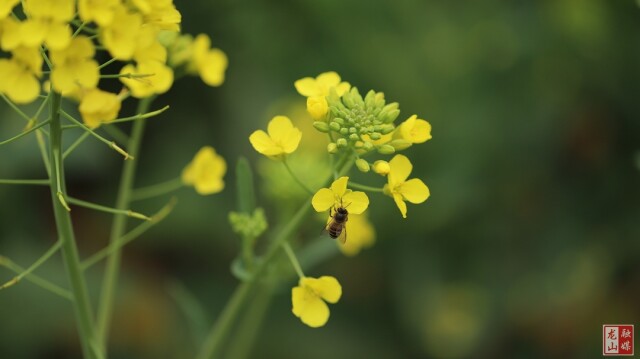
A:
[339,128,349,135]
[382,109,400,124]
[349,133,360,141]
[329,122,341,131]
[355,159,370,172]
[370,132,382,140]
[380,124,395,134]
[374,92,385,108]
[327,142,338,153]
[336,138,348,148]
[334,118,345,125]
[342,89,356,108]
[389,139,412,151]
[349,127,357,134]
[363,141,374,151]
[313,121,330,133]
[364,90,376,109]
[377,144,395,154]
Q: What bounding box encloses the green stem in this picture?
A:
[0,240,62,290]
[348,181,384,193]
[95,96,154,355]
[0,256,73,300]
[195,154,354,359]
[63,131,91,159]
[48,91,96,359]
[0,179,50,185]
[59,110,133,160]
[66,196,151,220]
[282,241,305,279]
[100,73,154,79]
[130,177,183,201]
[282,159,314,195]
[0,119,51,146]
[0,93,32,122]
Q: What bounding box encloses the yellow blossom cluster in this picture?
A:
[0,0,227,128]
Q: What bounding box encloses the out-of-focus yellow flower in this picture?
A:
[101,6,142,60]
[396,115,432,144]
[249,116,302,159]
[312,176,369,214]
[50,36,99,94]
[0,17,21,50]
[79,88,121,129]
[372,160,390,176]
[120,61,174,98]
[384,155,429,218]
[0,46,42,103]
[21,0,74,50]
[190,34,227,87]
[181,146,227,195]
[78,0,119,26]
[131,0,181,31]
[306,96,328,120]
[338,214,375,256]
[291,276,342,328]
[0,0,19,19]
[294,71,350,98]
[132,27,167,64]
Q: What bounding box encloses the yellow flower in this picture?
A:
[132,26,167,64]
[306,96,328,120]
[291,276,342,328]
[120,61,174,98]
[338,214,375,256]
[312,176,369,214]
[50,36,99,94]
[384,155,430,218]
[294,71,350,97]
[78,89,121,129]
[78,0,120,27]
[249,116,302,158]
[0,17,21,50]
[191,34,227,87]
[21,0,74,50]
[396,115,432,144]
[132,0,181,31]
[181,146,227,195]
[100,6,142,60]
[372,160,390,176]
[0,0,19,19]
[0,46,42,104]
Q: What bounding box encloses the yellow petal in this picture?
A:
[182,146,227,195]
[294,77,321,97]
[372,160,390,175]
[392,193,407,218]
[267,116,301,154]
[1,17,22,50]
[306,96,328,120]
[20,19,46,47]
[341,191,369,215]
[388,154,412,186]
[249,130,281,156]
[303,276,342,304]
[334,81,351,97]
[311,188,335,212]
[7,70,39,104]
[330,176,349,198]
[315,71,340,89]
[400,115,432,144]
[399,178,430,204]
[199,48,227,87]
[291,286,330,328]
[79,89,121,128]
[44,22,71,50]
[339,214,375,256]
[0,0,19,18]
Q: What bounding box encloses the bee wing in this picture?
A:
[321,216,332,235]
[337,226,347,244]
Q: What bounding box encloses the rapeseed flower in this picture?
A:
[50,36,99,94]
[396,115,432,144]
[384,155,430,218]
[294,71,350,98]
[78,88,121,129]
[182,146,227,195]
[249,116,302,159]
[291,276,342,328]
[120,61,174,98]
[372,160,390,176]
[21,0,74,50]
[78,0,119,26]
[312,176,369,214]
[0,46,42,103]
[100,6,142,60]
[191,34,228,87]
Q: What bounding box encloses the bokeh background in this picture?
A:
[1,0,640,358]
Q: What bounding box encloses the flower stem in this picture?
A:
[348,181,384,192]
[0,239,61,290]
[0,255,73,300]
[48,91,96,359]
[94,96,155,355]
[282,159,314,195]
[66,196,151,220]
[282,241,305,279]
[130,177,183,201]
[0,179,50,185]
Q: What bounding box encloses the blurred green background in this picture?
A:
[1,0,640,358]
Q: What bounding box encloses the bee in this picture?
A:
[325,204,349,243]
